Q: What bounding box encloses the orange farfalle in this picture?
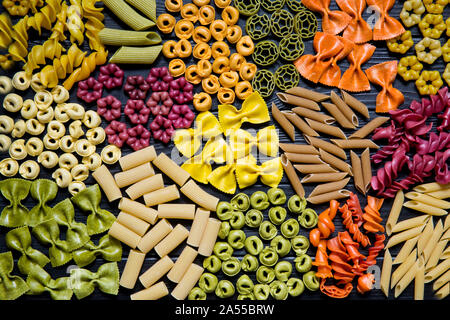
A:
[294,32,344,84]
[336,0,372,44]
[338,43,376,92]
[362,196,385,233]
[312,239,333,279]
[365,60,404,113]
[302,0,351,35]
[366,0,405,41]
[309,199,339,247]
[327,236,355,284]
[357,273,375,294]
[320,279,353,298]
[319,36,354,87]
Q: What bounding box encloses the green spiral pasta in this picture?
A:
[294,10,318,38]
[245,209,264,228]
[261,0,285,12]
[233,0,260,16]
[279,33,305,61]
[228,229,246,249]
[245,13,271,41]
[252,69,275,98]
[275,64,300,91]
[252,41,279,66]
[270,9,294,38]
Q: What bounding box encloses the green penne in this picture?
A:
[124,0,157,22]
[99,28,162,46]
[109,45,163,64]
[102,0,155,31]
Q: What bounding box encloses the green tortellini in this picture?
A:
[198,272,218,293]
[216,201,234,220]
[241,254,259,272]
[267,187,287,205]
[188,287,207,300]
[203,255,222,273]
[259,221,278,240]
[230,193,250,211]
[218,221,231,240]
[253,283,270,300]
[270,235,291,257]
[213,242,234,261]
[268,206,287,225]
[245,209,263,228]
[236,274,254,295]
[215,280,235,298]
[287,194,307,214]
[250,191,270,210]
[294,253,312,273]
[222,257,241,276]
[244,235,264,255]
[286,277,305,297]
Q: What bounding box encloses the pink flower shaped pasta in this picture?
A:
[146,92,173,116]
[124,75,150,100]
[98,64,124,90]
[105,121,129,148]
[149,115,175,144]
[146,67,173,92]
[168,104,195,129]
[127,125,151,151]
[77,77,103,103]
[124,100,150,125]
[97,95,122,122]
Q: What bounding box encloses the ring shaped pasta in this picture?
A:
[19,160,40,180]
[52,168,72,188]
[222,6,239,26]
[83,110,102,128]
[68,181,86,196]
[239,62,258,81]
[59,136,76,153]
[226,25,242,44]
[0,76,12,95]
[65,103,85,120]
[212,56,231,74]
[193,26,211,43]
[181,3,199,23]
[3,93,23,113]
[26,137,44,157]
[75,139,96,157]
[217,87,235,104]
[235,81,253,100]
[0,134,11,152]
[202,75,221,94]
[30,74,46,93]
[36,108,54,124]
[165,0,183,12]
[51,85,70,104]
[82,153,103,171]
[252,41,279,66]
[12,71,30,91]
[59,153,79,170]
[193,92,212,111]
[101,144,121,164]
[47,120,66,139]
[229,53,246,71]
[199,5,215,25]
[0,158,19,176]
[34,91,53,111]
[175,39,192,58]
[193,42,212,60]
[175,19,195,40]
[197,59,213,78]
[38,151,59,169]
[193,0,210,5]
[71,164,90,181]
[219,71,239,88]
[252,69,275,98]
[157,13,177,33]
[43,134,60,150]
[215,0,231,8]
[211,41,230,59]
[54,104,71,123]
[162,40,178,59]
[25,119,45,135]
[12,120,26,138]
[69,120,85,139]
[20,100,38,119]
[86,127,106,145]
[169,59,186,77]
[210,20,228,41]
[236,36,255,56]
[0,116,13,135]
[185,65,203,84]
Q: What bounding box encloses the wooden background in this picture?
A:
[0,0,447,301]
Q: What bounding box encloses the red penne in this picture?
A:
[338,43,376,92]
[302,0,352,35]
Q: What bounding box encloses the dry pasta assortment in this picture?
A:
[0,0,448,302]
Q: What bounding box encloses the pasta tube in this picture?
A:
[102,0,155,30]
[99,28,162,46]
[109,45,163,64]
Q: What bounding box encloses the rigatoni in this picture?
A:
[187,208,210,247]
[154,224,190,257]
[144,184,180,207]
[139,256,174,288]
[120,249,146,289]
[158,204,196,220]
[130,281,169,300]
[180,179,219,211]
[152,152,191,186]
[92,165,122,202]
[108,221,141,248]
[116,211,150,236]
[125,173,164,200]
[198,218,222,256]
[118,197,158,224]
[137,219,173,253]
[114,162,155,188]
[167,246,198,283]
[119,145,157,170]
[171,263,204,300]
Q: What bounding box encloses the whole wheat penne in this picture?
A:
[294,163,338,174]
[279,143,319,155]
[318,149,352,175]
[304,135,347,160]
[403,200,448,216]
[350,151,365,194]
[304,118,347,139]
[331,139,379,149]
[348,117,390,139]
[285,86,330,102]
[321,102,355,129]
[434,282,450,299]
[281,153,305,198]
[386,225,425,249]
[330,91,359,127]
[426,188,450,199]
[360,148,372,193]
[405,192,450,209]
[292,106,335,124]
[284,152,324,164]
[386,190,405,236]
[340,90,370,119]
[306,189,351,204]
[380,249,392,298]
[391,215,429,233]
[272,103,295,141]
[308,178,351,198]
[282,111,319,136]
[277,93,320,110]
[391,250,417,289]
[301,172,348,183]
[413,182,450,193]
[393,237,418,265]
[425,258,450,283]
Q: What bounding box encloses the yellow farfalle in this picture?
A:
[174,111,223,158]
[228,125,279,159]
[235,157,283,189]
[218,91,270,133]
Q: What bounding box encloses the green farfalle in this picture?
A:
[5,226,50,275]
[71,184,116,235]
[28,179,58,227]
[0,251,29,300]
[26,265,73,300]
[32,219,73,267]
[0,178,31,228]
[52,199,90,252]
[69,262,119,300]
[72,234,122,268]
